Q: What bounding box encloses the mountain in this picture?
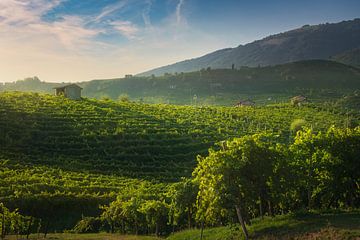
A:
[2,60,359,105]
[138,19,360,76]
[331,48,360,67]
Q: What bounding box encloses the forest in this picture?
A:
[0,92,359,239]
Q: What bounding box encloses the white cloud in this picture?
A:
[0,0,229,83]
[0,0,101,51]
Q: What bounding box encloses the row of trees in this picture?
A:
[0,203,31,240]
[98,126,359,238]
[98,180,197,236]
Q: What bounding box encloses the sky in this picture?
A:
[0,0,359,83]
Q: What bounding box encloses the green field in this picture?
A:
[0,92,359,237]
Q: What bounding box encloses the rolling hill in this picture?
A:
[0,92,354,230]
[1,60,360,105]
[138,19,360,76]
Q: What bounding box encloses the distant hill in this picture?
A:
[138,19,360,76]
[1,60,360,105]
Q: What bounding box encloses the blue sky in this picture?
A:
[0,0,359,82]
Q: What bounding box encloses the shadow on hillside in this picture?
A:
[1,98,211,181]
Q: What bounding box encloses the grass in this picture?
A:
[4,211,360,240]
[5,233,160,240]
[167,210,360,240]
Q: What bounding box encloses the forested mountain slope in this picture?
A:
[139,19,360,76]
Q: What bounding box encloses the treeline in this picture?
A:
[2,60,360,105]
[0,203,30,239]
[64,126,359,237]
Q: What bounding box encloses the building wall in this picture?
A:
[65,86,82,100]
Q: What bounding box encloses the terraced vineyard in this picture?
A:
[0,92,356,230]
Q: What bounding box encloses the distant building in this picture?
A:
[235,99,255,107]
[125,74,133,78]
[291,95,307,106]
[54,84,82,100]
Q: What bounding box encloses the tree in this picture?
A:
[193,133,278,239]
[289,128,336,209]
[323,127,360,208]
[100,198,125,233]
[167,178,198,231]
[139,200,168,236]
[118,94,129,102]
[0,203,28,240]
[121,197,143,235]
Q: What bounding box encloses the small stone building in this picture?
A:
[54,84,82,100]
[235,99,255,107]
[291,95,307,106]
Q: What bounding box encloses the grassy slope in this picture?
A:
[167,211,360,240]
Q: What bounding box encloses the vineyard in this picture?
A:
[0,91,357,234]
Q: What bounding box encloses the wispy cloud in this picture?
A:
[111,20,139,39]
[176,0,185,25]
[0,0,101,51]
[94,0,128,22]
[0,0,227,83]
[142,0,152,27]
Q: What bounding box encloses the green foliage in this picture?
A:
[0,203,29,239]
[288,127,360,209]
[118,94,130,102]
[166,178,198,229]
[72,217,102,233]
[0,92,358,236]
[193,133,280,237]
[290,119,307,133]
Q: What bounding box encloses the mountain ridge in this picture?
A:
[138,18,360,76]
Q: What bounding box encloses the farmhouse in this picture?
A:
[54,84,82,100]
[235,99,255,107]
[291,95,307,106]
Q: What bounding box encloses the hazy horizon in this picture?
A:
[1,0,359,83]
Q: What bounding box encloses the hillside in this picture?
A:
[0,92,355,231]
[1,60,360,105]
[168,211,360,240]
[331,48,360,67]
[138,19,360,76]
